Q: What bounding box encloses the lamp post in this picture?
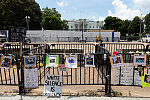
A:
[97,21,104,42]
[25,16,30,41]
[25,16,30,30]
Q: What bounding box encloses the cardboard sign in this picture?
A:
[46,55,59,67]
[44,74,62,97]
[24,68,38,89]
[141,74,150,87]
[133,54,147,66]
[24,56,36,67]
[0,55,13,68]
[65,55,77,68]
[110,54,124,68]
[85,55,95,67]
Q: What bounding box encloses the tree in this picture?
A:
[0,0,42,30]
[119,20,131,36]
[128,16,144,36]
[103,16,122,32]
[41,7,68,30]
[144,13,150,33]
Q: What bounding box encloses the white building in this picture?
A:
[67,19,104,32]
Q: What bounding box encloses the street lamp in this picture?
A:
[25,16,30,30]
[96,21,104,42]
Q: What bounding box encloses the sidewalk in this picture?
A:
[0,95,150,100]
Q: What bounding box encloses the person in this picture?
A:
[115,57,120,64]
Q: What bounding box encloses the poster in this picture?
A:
[110,54,124,68]
[24,68,38,89]
[65,55,77,68]
[133,54,147,66]
[85,55,95,67]
[0,55,13,68]
[141,74,150,87]
[113,63,141,86]
[46,55,59,67]
[24,56,36,67]
[44,74,62,97]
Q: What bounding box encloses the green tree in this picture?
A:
[0,0,42,30]
[144,13,150,33]
[103,16,122,32]
[41,7,68,30]
[119,20,131,36]
[128,16,143,36]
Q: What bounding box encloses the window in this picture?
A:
[93,26,94,28]
[71,26,73,28]
[89,26,91,28]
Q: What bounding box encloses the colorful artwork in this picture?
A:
[0,55,13,68]
[24,56,36,67]
[133,54,147,66]
[46,55,59,67]
[65,55,77,68]
[85,55,95,67]
[110,54,124,68]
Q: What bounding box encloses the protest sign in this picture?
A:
[24,68,38,89]
[65,55,77,68]
[85,55,95,67]
[46,55,59,67]
[58,64,68,71]
[44,74,62,97]
[113,63,141,85]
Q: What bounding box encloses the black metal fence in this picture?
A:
[1,42,150,96]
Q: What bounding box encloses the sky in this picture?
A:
[35,0,150,21]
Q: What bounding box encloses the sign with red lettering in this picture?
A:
[44,74,62,97]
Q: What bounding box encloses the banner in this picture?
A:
[85,55,95,67]
[65,55,77,68]
[44,74,62,97]
[0,55,13,68]
[46,55,59,67]
[24,68,38,89]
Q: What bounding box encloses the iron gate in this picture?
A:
[21,43,112,95]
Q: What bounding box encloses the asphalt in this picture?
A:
[0,95,150,100]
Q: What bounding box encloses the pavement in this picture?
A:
[0,95,150,100]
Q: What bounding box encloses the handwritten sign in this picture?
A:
[113,63,141,86]
[44,74,62,97]
[24,68,38,89]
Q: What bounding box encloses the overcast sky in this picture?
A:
[35,0,150,21]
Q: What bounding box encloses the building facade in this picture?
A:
[67,19,104,32]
